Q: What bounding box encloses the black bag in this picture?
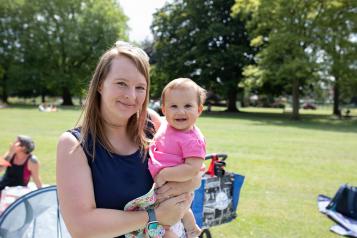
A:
[326,184,357,219]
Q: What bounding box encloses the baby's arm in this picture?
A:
[155,157,203,187]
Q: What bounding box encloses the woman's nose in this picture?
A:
[125,87,136,99]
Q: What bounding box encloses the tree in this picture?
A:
[0,0,25,103]
[233,0,325,119]
[314,1,357,116]
[0,0,128,105]
[151,0,253,112]
[233,0,357,118]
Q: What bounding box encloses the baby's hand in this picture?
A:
[154,171,166,188]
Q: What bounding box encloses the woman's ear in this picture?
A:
[98,83,102,94]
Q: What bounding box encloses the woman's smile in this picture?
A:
[117,100,136,108]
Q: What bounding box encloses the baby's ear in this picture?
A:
[161,105,166,116]
[198,104,203,114]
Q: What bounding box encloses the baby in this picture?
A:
[149,78,207,238]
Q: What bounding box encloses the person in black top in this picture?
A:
[0,135,42,191]
[56,41,201,238]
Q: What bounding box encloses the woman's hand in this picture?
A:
[8,141,17,156]
[155,192,193,226]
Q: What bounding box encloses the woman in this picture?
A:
[0,135,42,191]
[56,41,201,238]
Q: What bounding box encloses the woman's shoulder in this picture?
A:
[57,130,88,164]
[66,127,81,140]
[58,129,81,150]
[28,154,38,162]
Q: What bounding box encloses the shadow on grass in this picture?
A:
[201,110,357,134]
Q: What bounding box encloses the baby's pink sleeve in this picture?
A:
[181,139,206,159]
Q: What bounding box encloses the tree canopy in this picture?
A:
[151,0,254,112]
[232,0,357,118]
[0,0,128,105]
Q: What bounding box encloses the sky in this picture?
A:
[118,0,167,43]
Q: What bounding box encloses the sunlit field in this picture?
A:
[0,105,356,237]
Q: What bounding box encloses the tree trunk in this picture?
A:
[62,86,74,105]
[291,78,300,120]
[1,72,8,103]
[226,86,239,112]
[240,92,246,108]
[333,77,341,117]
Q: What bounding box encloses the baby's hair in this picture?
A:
[161,78,207,106]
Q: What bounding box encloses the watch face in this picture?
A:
[148,222,158,230]
[146,222,165,237]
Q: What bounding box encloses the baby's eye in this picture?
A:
[185,104,193,108]
[170,105,178,109]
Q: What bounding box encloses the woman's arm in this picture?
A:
[0,143,16,173]
[28,159,42,188]
[57,132,190,238]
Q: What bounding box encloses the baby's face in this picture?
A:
[162,88,203,131]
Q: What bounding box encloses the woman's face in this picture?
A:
[99,56,147,125]
[13,139,25,154]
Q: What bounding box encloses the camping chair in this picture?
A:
[0,185,70,238]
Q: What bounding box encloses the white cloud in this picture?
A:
[118,0,167,43]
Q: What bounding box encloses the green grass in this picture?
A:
[0,106,356,237]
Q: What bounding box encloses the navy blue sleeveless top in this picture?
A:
[68,127,153,212]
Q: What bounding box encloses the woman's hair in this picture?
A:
[17,135,35,154]
[161,78,207,106]
[78,41,150,159]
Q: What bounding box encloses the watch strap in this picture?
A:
[146,207,165,238]
[147,207,157,222]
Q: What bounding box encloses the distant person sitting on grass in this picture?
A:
[38,103,57,112]
[48,104,57,112]
[0,135,42,192]
[0,101,7,109]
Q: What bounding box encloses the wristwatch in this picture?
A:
[146,207,161,237]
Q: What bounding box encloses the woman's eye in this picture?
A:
[117,82,126,87]
[136,86,146,91]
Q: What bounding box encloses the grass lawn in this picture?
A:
[0,105,356,237]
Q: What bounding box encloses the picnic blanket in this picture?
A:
[318,194,357,237]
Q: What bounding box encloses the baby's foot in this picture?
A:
[186,225,202,238]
